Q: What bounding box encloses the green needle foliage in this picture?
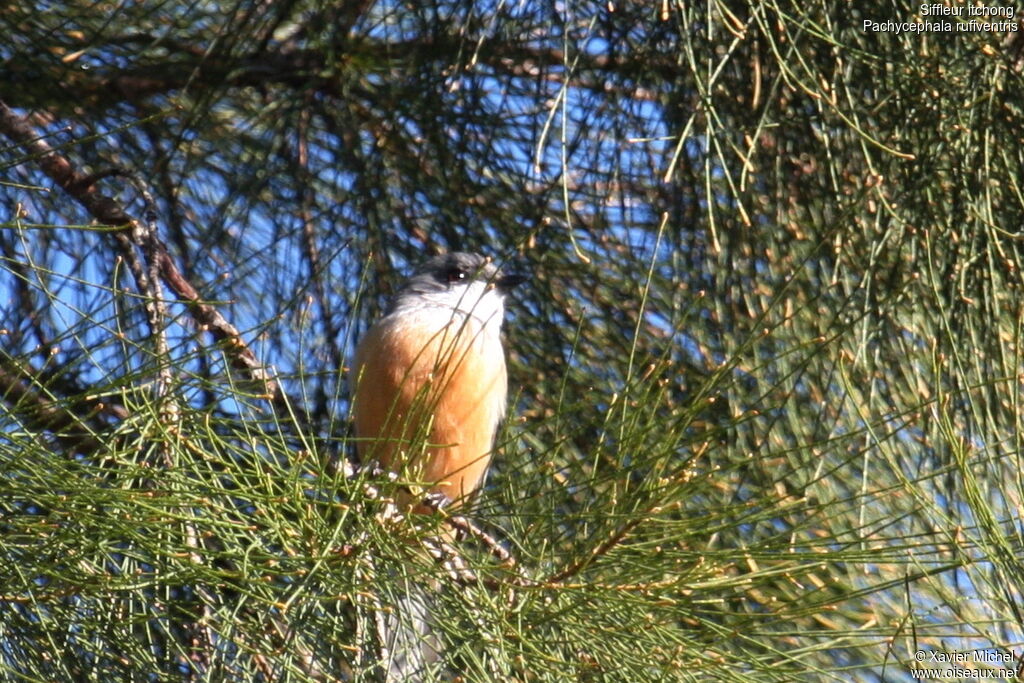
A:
[1,0,1023,680]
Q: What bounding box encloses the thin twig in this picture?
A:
[543,517,644,585]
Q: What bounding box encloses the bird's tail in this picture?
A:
[379,576,442,682]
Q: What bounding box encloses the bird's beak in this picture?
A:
[495,272,527,292]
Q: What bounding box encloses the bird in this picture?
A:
[350,252,522,680]
[351,251,523,509]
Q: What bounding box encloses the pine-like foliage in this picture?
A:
[1,1,1023,680]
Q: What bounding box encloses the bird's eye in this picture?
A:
[446,268,466,283]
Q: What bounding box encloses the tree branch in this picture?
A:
[0,359,108,455]
[0,100,292,420]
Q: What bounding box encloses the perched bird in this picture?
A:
[350,252,523,680]
[351,252,523,509]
